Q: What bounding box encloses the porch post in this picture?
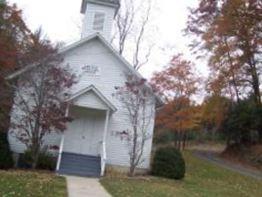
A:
[101,109,110,176]
[56,105,69,172]
[103,110,110,142]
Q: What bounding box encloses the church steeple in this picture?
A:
[80,0,120,41]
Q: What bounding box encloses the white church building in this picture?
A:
[8,0,161,177]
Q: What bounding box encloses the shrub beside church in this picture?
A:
[152,147,185,180]
[0,132,14,169]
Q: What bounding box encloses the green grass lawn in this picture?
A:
[101,152,262,197]
[0,170,67,197]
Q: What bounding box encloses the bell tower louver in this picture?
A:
[80,0,120,41]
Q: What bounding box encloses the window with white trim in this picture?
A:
[93,12,105,31]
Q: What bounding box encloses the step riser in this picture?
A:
[58,170,100,178]
[59,169,100,175]
[58,152,101,177]
[61,156,100,161]
[61,158,100,164]
[62,152,100,159]
[60,165,100,172]
[61,158,101,165]
[60,162,100,168]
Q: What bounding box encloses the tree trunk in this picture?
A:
[223,38,241,104]
[32,158,38,169]
[0,81,14,133]
[31,144,40,169]
[174,131,178,148]
[129,124,138,177]
[258,131,262,144]
[244,38,261,105]
[178,132,182,151]
[182,133,187,150]
[251,68,261,105]
[129,165,135,177]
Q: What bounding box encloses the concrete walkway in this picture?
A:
[66,176,111,197]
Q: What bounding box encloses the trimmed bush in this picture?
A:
[152,146,185,180]
[18,150,56,171]
[0,132,14,169]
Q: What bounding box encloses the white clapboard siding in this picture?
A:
[8,130,61,155]
[9,37,156,170]
[61,38,156,169]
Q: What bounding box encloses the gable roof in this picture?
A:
[6,33,164,107]
[69,84,117,112]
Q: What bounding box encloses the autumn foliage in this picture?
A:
[151,54,199,100]
[151,54,201,150]
[201,95,231,134]
[0,3,30,72]
[186,0,261,105]
[8,32,76,168]
[0,2,31,133]
[0,2,76,168]
[186,0,262,145]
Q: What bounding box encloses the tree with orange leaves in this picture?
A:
[186,0,261,104]
[156,97,201,149]
[151,54,201,149]
[186,0,262,142]
[200,95,231,138]
[0,2,31,133]
[151,54,199,100]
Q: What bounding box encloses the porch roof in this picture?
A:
[68,85,117,112]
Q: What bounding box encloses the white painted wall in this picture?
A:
[60,38,156,169]
[8,37,156,170]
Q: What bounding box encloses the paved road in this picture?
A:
[194,150,262,180]
[66,176,111,197]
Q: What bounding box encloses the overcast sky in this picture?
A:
[8,0,207,79]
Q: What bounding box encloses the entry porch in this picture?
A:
[56,85,117,177]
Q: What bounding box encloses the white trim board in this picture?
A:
[68,84,117,112]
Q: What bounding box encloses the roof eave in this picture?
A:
[68,84,117,112]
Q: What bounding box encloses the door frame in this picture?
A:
[62,106,106,156]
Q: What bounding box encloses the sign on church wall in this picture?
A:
[82,65,100,76]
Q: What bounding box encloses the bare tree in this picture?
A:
[113,0,154,70]
[113,0,135,55]
[114,76,155,176]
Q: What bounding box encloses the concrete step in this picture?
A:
[58,169,100,178]
[58,152,101,177]
[60,164,101,173]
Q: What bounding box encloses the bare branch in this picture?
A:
[133,1,151,70]
[113,0,154,70]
